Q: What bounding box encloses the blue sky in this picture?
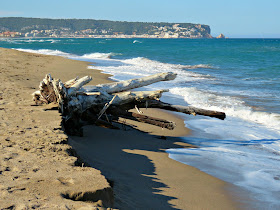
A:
[0,0,279,38]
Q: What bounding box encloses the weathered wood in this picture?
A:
[33,74,60,105]
[51,78,66,113]
[66,90,168,115]
[83,72,176,94]
[32,90,44,105]
[64,77,79,88]
[67,76,92,96]
[136,100,226,120]
[112,90,168,105]
[109,108,175,130]
[97,95,117,120]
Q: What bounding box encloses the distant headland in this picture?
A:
[0,17,225,39]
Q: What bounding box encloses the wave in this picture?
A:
[15,48,72,57]
[46,39,60,44]
[15,48,120,60]
[166,86,280,208]
[81,52,120,59]
[86,56,216,84]
[122,57,214,70]
[133,40,142,44]
[1,38,60,44]
[23,39,45,43]
[0,38,21,44]
[13,48,214,76]
[170,87,280,134]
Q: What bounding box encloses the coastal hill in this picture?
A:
[0,17,212,38]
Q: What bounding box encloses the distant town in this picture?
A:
[0,17,225,39]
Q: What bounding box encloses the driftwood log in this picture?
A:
[33,72,226,135]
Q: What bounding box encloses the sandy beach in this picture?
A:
[0,47,240,209]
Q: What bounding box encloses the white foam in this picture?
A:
[0,38,21,44]
[166,87,280,208]
[3,38,60,44]
[122,57,214,70]
[14,48,214,82]
[167,137,280,208]
[15,48,72,57]
[170,87,280,134]
[47,39,59,44]
[81,52,120,59]
[24,39,45,43]
[15,48,116,61]
[133,40,142,44]
[89,56,215,85]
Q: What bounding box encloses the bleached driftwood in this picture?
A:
[67,76,92,96]
[33,72,226,135]
[64,76,79,88]
[83,72,177,94]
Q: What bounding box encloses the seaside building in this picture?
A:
[0,31,22,37]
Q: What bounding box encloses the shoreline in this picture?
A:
[0,47,241,209]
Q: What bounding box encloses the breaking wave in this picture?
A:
[170,87,280,134]
[15,48,117,60]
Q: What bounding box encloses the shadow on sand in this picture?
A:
[69,124,192,210]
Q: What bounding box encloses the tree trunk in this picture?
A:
[135,100,226,120]
[83,72,176,94]
[109,107,175,130]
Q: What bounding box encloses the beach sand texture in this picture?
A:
[0,48,113,209]
[0,48,239,209]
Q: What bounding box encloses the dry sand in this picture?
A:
[0,47,240,209]
[0,48,114,209]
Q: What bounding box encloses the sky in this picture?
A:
[0,0,279,38]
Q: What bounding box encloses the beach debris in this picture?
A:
[33,72,226,135]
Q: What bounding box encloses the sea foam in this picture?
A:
[16,48,71,57]
[170,87,280,134]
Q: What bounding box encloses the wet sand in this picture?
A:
[0,47,240,209]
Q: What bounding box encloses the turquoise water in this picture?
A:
[1,38,280,209]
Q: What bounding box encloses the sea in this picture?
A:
[1,38,279,209]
